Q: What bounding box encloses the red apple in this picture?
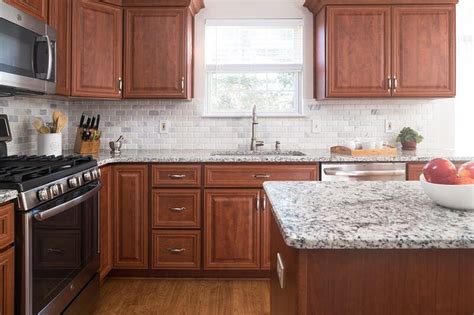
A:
[457,161,474,185]
[423,158,458,185]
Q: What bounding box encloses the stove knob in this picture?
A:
[91,169,98,180]
[49,184,60,197]
[83,172,92,182]
[37,188,49,201]
[97,168,101,178]
[68,177,78,188]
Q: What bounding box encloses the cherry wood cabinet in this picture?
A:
[48,0,72,96]
[407,161,466,181]
[0,204,14,250]
[261,192,271,270]
[152,230,201,270]
[99,167,113,282]
[124,7,193,99]
[152,189,201,229]
[204,189,261,270]
[151,164,201,187]
[72,0,123,98]
[312,2,456,99]
[0,246,14,315]
[392,5,455,97]
[5,0,48,21]
[325,6,391,98]
[113,164,149,269]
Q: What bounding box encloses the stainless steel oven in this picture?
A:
[0,1,56,95]
[15,181,101,315]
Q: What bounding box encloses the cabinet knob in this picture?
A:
[168,248,185,254]
[181,77,185,94]
[168,174,187,179]
[118,77,123,94]
[169,207,186,212]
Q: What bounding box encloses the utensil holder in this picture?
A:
[38,133,62,156]
[74,128,100,154]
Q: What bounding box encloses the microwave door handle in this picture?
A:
[44,34,53,80]
[34,183,102,222]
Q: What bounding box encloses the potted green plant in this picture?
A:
[396,127,424,151]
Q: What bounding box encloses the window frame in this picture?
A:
[203,19,305,118]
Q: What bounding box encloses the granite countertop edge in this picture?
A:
[0,190,18,204]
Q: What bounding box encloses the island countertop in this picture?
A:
[263,181,474,250]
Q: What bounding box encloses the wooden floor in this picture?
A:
[92,278,270,315]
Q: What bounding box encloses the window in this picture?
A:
[205,19,304,116]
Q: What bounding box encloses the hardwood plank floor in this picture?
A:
[92,278,270,315]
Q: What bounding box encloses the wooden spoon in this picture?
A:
[39,126,50,134]
[32,117,45,133]
[52,111,62,133]
[56,113,68,134]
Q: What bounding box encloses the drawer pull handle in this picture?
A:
[168,248,185,254]
[47,248,64,254]
[169,207,186,212]
[168,174,187,179]
[253,174,271,179]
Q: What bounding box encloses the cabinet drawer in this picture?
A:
[0,203,14,250]
[152,189,201,229]
[152,165,201,187]
[152,230,201,270]
[205,164,319,188]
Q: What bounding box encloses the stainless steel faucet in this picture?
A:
[250,105,264,151]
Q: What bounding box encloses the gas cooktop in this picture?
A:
[0,155,98,191]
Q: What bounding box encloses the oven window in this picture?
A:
[31,190,98,314]
[0,18,37,78]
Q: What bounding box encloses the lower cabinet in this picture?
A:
[0,246,14,315]
[204,189,262,270]
[152,230,201,270]
[407,162,466,181]
[99,166,113,281]
[113,164,149,269]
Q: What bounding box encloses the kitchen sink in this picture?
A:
[211,150,306,156]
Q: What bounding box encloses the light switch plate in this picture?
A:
[312,120,321,134]
[159,121,170,134]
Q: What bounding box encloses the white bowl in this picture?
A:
[420,175,474,210]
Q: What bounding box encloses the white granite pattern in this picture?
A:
[81,149,474,166]
[263,181,474,249]
[0,190,18,204]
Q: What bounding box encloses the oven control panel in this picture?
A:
[20,167,101,211]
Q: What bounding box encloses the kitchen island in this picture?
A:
[263,181,474,315]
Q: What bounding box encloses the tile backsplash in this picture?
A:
[67,98,454,151]
[0,96,454,154]
[0,97,69,155]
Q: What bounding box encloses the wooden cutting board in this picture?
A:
[330,145,398,156]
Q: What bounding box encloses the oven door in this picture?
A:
[0,1,56,95]
[16,182,101,315]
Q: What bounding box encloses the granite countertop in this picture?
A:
[85,148,473,166]
[263,181,474,250]
[0,189,18,204]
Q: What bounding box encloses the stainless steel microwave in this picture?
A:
[0,1,56,95]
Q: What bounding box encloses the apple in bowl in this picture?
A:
[420,159,474,210]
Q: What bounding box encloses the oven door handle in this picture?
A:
[34,183,102,222]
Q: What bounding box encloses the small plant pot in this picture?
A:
[401,140,417,151]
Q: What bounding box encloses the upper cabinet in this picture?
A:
[124,7,193,99]
[72,0,123,98]
[5,0,48,21]
[47,0,203,99]
[306,0,457,100]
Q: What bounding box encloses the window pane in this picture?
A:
[206,20,303,65]
[208,72,299,114]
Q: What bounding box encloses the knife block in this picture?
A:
[74,128,100,154]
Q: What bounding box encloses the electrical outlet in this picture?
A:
[159,121,170,134]
[385,120,394,133]
[311,120,321,134]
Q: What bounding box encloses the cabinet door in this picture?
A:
[99,167,113,281]
[0,247,14,315]
[72,0,123,98]
[113,165,149,269]
[393,6,455,97]
[407,162,465,181]
[48,0,72,96]
[326,6,391,98]
[261,191,271,270]
[204,189,260,270]
[124,8,190,99]
[5,0,47,21]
